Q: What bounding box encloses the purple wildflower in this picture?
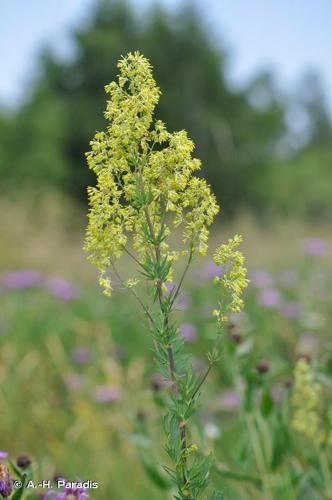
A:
[228,311,245,324]
[0,464,12,498]
[164,282,174,296]
[258,288,281,309]
[164,284,191,311]
[113,345,126,362]
[279,269,298,288]
[1,270,43,290]
[302,238,328,257]
[214,390,241,413]
[270,385,283,404]
[44,486,88,499]
[175,292,191,311]
[64,373,84,391]
[191,358,207,375]
[282,302,302,320]
[201,261,222,280]
[46,278,80,301]
[150,373,167,392]
[60,486,88,499]
[249,270,273,289]
[296,332,319,359]
[0,452,8,460]
[228,323,242,344]
[72,347,91,366]
[179,322,197,342]
[198,303,214,319]
[94,386,122,404]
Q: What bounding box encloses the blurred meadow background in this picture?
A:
[1,1,332,498]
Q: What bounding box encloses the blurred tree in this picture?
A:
[0,0,330,217]
[297,70,332,148]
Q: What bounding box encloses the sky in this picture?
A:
[1,0,331,109]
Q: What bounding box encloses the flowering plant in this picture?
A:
[85,52,248,499]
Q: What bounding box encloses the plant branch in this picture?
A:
[170,245,194,309]
[111,263,154,326]
[122,245,145,270]
[191,364,213,403]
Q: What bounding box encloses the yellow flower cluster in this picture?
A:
[212,235,249,324]
[84,52,219,295]
[292,358,325,445]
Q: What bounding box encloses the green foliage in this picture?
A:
[256,145,332,219]
[0,231,332,498]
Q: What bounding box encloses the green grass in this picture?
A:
[1,197,332,499]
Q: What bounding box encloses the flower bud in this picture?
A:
[0,464,13,498]
[256,360,270,375]
[228,323,242,344]
[16,455,32,469]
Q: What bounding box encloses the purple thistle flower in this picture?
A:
[46,278,80,301]
[60,486,89,499]
[191,357,207,375]
[296,332,319,359]
[258,288,281,309]
[278,269,298,288]
[150,373,167,392]
[214,390,241,413]
[64,373,85,391]
[44,486,88,499]
[179,322,197,342]
[164,283,191,311]
[201,261,222,280]
[282,302,302,320]
[302,238,328,257]
[175,292,191,312]
[249,270,273,289]
[164,282,174,295]
[228,311,245,324]
[72,347,91,366]
[0,464,12,498]
[0,452,8,460]
[44,492,57,499]
[94,386,122,404]
[198,303,214,319]
[1,270,43,290]
[270,385,283,404]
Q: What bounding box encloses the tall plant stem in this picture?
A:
[144,200,192,498]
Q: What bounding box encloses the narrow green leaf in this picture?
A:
[210,491,224,500]
[214,465,262,487]
[11,472,28,500]
[261,386,274,417]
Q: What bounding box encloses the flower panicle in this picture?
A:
[212,234,249,325]
[291,358,325,445]
[84,51,219,295]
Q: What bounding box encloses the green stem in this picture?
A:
[111,263,154,326]
[170,246,194,309]
[143,200,192,499]
[122,245,146,270]
[319,450,332,497]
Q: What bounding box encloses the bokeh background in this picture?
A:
[1,1,332,499]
